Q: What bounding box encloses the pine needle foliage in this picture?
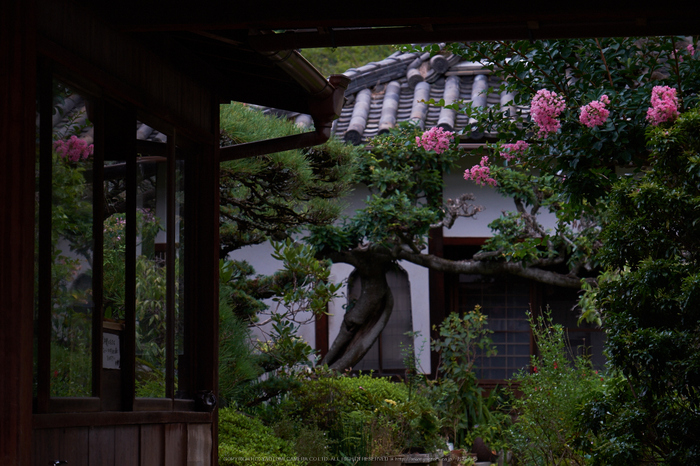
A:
[219,102,358,256]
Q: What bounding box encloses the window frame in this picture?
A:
[34,62,195,414]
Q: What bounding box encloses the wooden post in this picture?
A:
[1,1,36,465]
[181,98,220,465]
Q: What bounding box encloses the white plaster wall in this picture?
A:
[445,154,558,237]
[326,262,355,357]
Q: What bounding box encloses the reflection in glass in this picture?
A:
[48,83,95,396]
[135,156,167,397]
[174,158,185,396]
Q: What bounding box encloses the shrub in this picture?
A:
[273,420,332,466]
[266,370,442,457]
[428,308,504,450]
[508,310,605,465]
[218,408,297,466]
[270,371,408,428]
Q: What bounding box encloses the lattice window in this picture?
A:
[456,275,532,380]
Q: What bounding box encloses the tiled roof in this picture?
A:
[262,49,522,145]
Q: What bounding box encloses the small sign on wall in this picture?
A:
[103,332,121,369]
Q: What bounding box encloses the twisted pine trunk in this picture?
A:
[321,253,394,370]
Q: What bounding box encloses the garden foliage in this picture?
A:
[508,311,605,465]
[218,408,297,466]
[577,108,700,464]
[432,35,700,464]
[218,247,327,408]
[219,102,357,256]
[264,371,442,457]
[427,308,503,450]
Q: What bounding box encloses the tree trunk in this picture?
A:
[321,254,394,370]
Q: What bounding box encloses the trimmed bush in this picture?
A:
[218,408,296,466]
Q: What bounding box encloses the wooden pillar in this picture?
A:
[315,313,330,359]
[182,99,220,465]
[0,1,36,465]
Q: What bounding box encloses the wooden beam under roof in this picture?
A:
[81,0,700,41]
[245,18,700,51]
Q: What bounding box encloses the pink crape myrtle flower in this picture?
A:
[579,95,611,128]
[415,126,454,154]
[672,44,696,62]
[463,156,497,187]
[530,89,566,137]
[499,140,529,162]
[646,86,679,126]
[672,48,685,63]
[53,135,94,162]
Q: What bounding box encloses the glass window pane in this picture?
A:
[465,275,531,381]
[175,157,185,395]
[135,156,167,397]
[49,84,95,397]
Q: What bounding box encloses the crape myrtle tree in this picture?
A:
[450,39,700,463]
[307,36,700,381]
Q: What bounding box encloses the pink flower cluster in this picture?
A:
[415,126,454,154]
[530,89,566,137]
[579,95,611,128]
[53,135,94,162]
[672,44,696,62]
[646,86,679,126]
[499,140,529,162]
[463,156,497,187]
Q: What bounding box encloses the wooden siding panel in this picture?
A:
[141,424,165,466]
[187,424,212,466]
[33,411,211,429]
[32,429,61,466]
[62,427,90,466]
[165,423,187,466]
[32,428,89,466]
[115,425,140,465]
[1,1,36,465]
[89,426,115,466]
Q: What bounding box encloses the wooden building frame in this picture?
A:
[2,1,699,465]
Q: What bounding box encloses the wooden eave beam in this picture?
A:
[245,18,700,51]
[87,1,700,39]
